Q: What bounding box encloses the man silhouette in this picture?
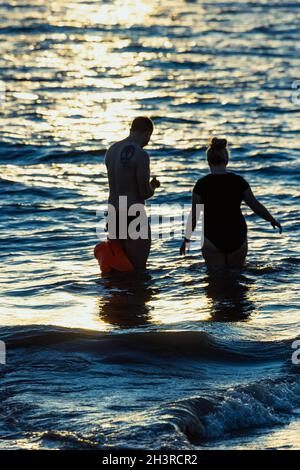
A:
[105,117,160,269]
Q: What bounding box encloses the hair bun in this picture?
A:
[209,137,227,149]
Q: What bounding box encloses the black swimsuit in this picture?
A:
[193,173,249,253]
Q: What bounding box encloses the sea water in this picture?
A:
[0,0,299,449]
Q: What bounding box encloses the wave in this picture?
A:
[26,430,101,450]
[1,326,296,365]
[0,325,299,449]
[0,178,83,203]
[0,142,105,164]
[166,374,300,443]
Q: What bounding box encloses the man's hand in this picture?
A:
[150,176,160,190]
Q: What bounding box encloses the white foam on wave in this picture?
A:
[168,376,300,442]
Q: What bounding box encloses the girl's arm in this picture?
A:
[180,192,202,255]
[243,187,282,233]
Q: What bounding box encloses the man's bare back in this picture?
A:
[104,117,160,269]
[105,136,154,210]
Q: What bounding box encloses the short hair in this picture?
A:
[130,116,154,133]
[206,137,229,165]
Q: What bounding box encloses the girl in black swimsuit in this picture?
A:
[180,138,282,268]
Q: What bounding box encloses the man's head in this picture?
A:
[130,116,154,147]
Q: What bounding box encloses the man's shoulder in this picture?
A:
[106,140,122,154]
[106,139,146,155]
[105,140,128,164]
[105,141,118,162]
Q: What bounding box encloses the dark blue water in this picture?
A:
[0,0,299,450]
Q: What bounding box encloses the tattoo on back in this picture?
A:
[120,145,135,166]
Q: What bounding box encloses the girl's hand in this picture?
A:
[180,238,190,256]
[271,217,282,234]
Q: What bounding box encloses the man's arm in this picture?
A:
[136,150,155,200]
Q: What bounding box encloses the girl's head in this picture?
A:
[206,137,229,166]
